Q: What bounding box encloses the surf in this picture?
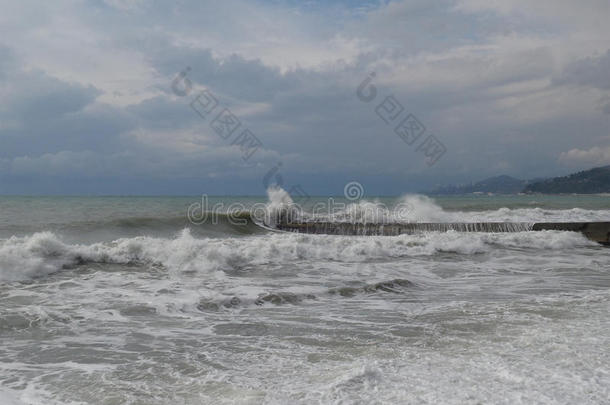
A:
[256,188,610,245]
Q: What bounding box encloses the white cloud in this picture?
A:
[1,0,610,193]
[560,146,610,167]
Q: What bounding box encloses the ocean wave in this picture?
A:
[301,195,610,224]
[260,188,610,225]
[3,190,607,242]
[195,278,416,311]
[0,229,595,282]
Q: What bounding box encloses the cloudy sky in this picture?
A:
[0,0,609,195]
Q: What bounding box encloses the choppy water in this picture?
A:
[0,193,609,404]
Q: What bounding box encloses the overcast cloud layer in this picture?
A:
[0,0,609,195]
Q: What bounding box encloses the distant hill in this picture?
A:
[429,175,529,195]
[523,165,610,194]
[428,165,610,195]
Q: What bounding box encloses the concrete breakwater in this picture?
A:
[531,222,610,245]
[274,221,610,245]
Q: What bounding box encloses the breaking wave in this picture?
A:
[261,188,610,225]
[0,188,606,282]
[0,228,595,282]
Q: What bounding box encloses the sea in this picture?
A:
[0,191,609,404]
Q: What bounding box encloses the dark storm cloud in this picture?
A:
[0,0,609,194]
[555,50,610,90]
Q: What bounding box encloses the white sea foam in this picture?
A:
[328,200,412,223]
[1,194,609,405]
[292,190,610,224]
[456,206,610,223]
[260,186,300,228]
[0,228,595,282]
[390,195,610,223]
[0,232,76,282]
[395,194,452,222]
[0,387,26,405]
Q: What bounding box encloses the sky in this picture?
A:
[0,0,609,195]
